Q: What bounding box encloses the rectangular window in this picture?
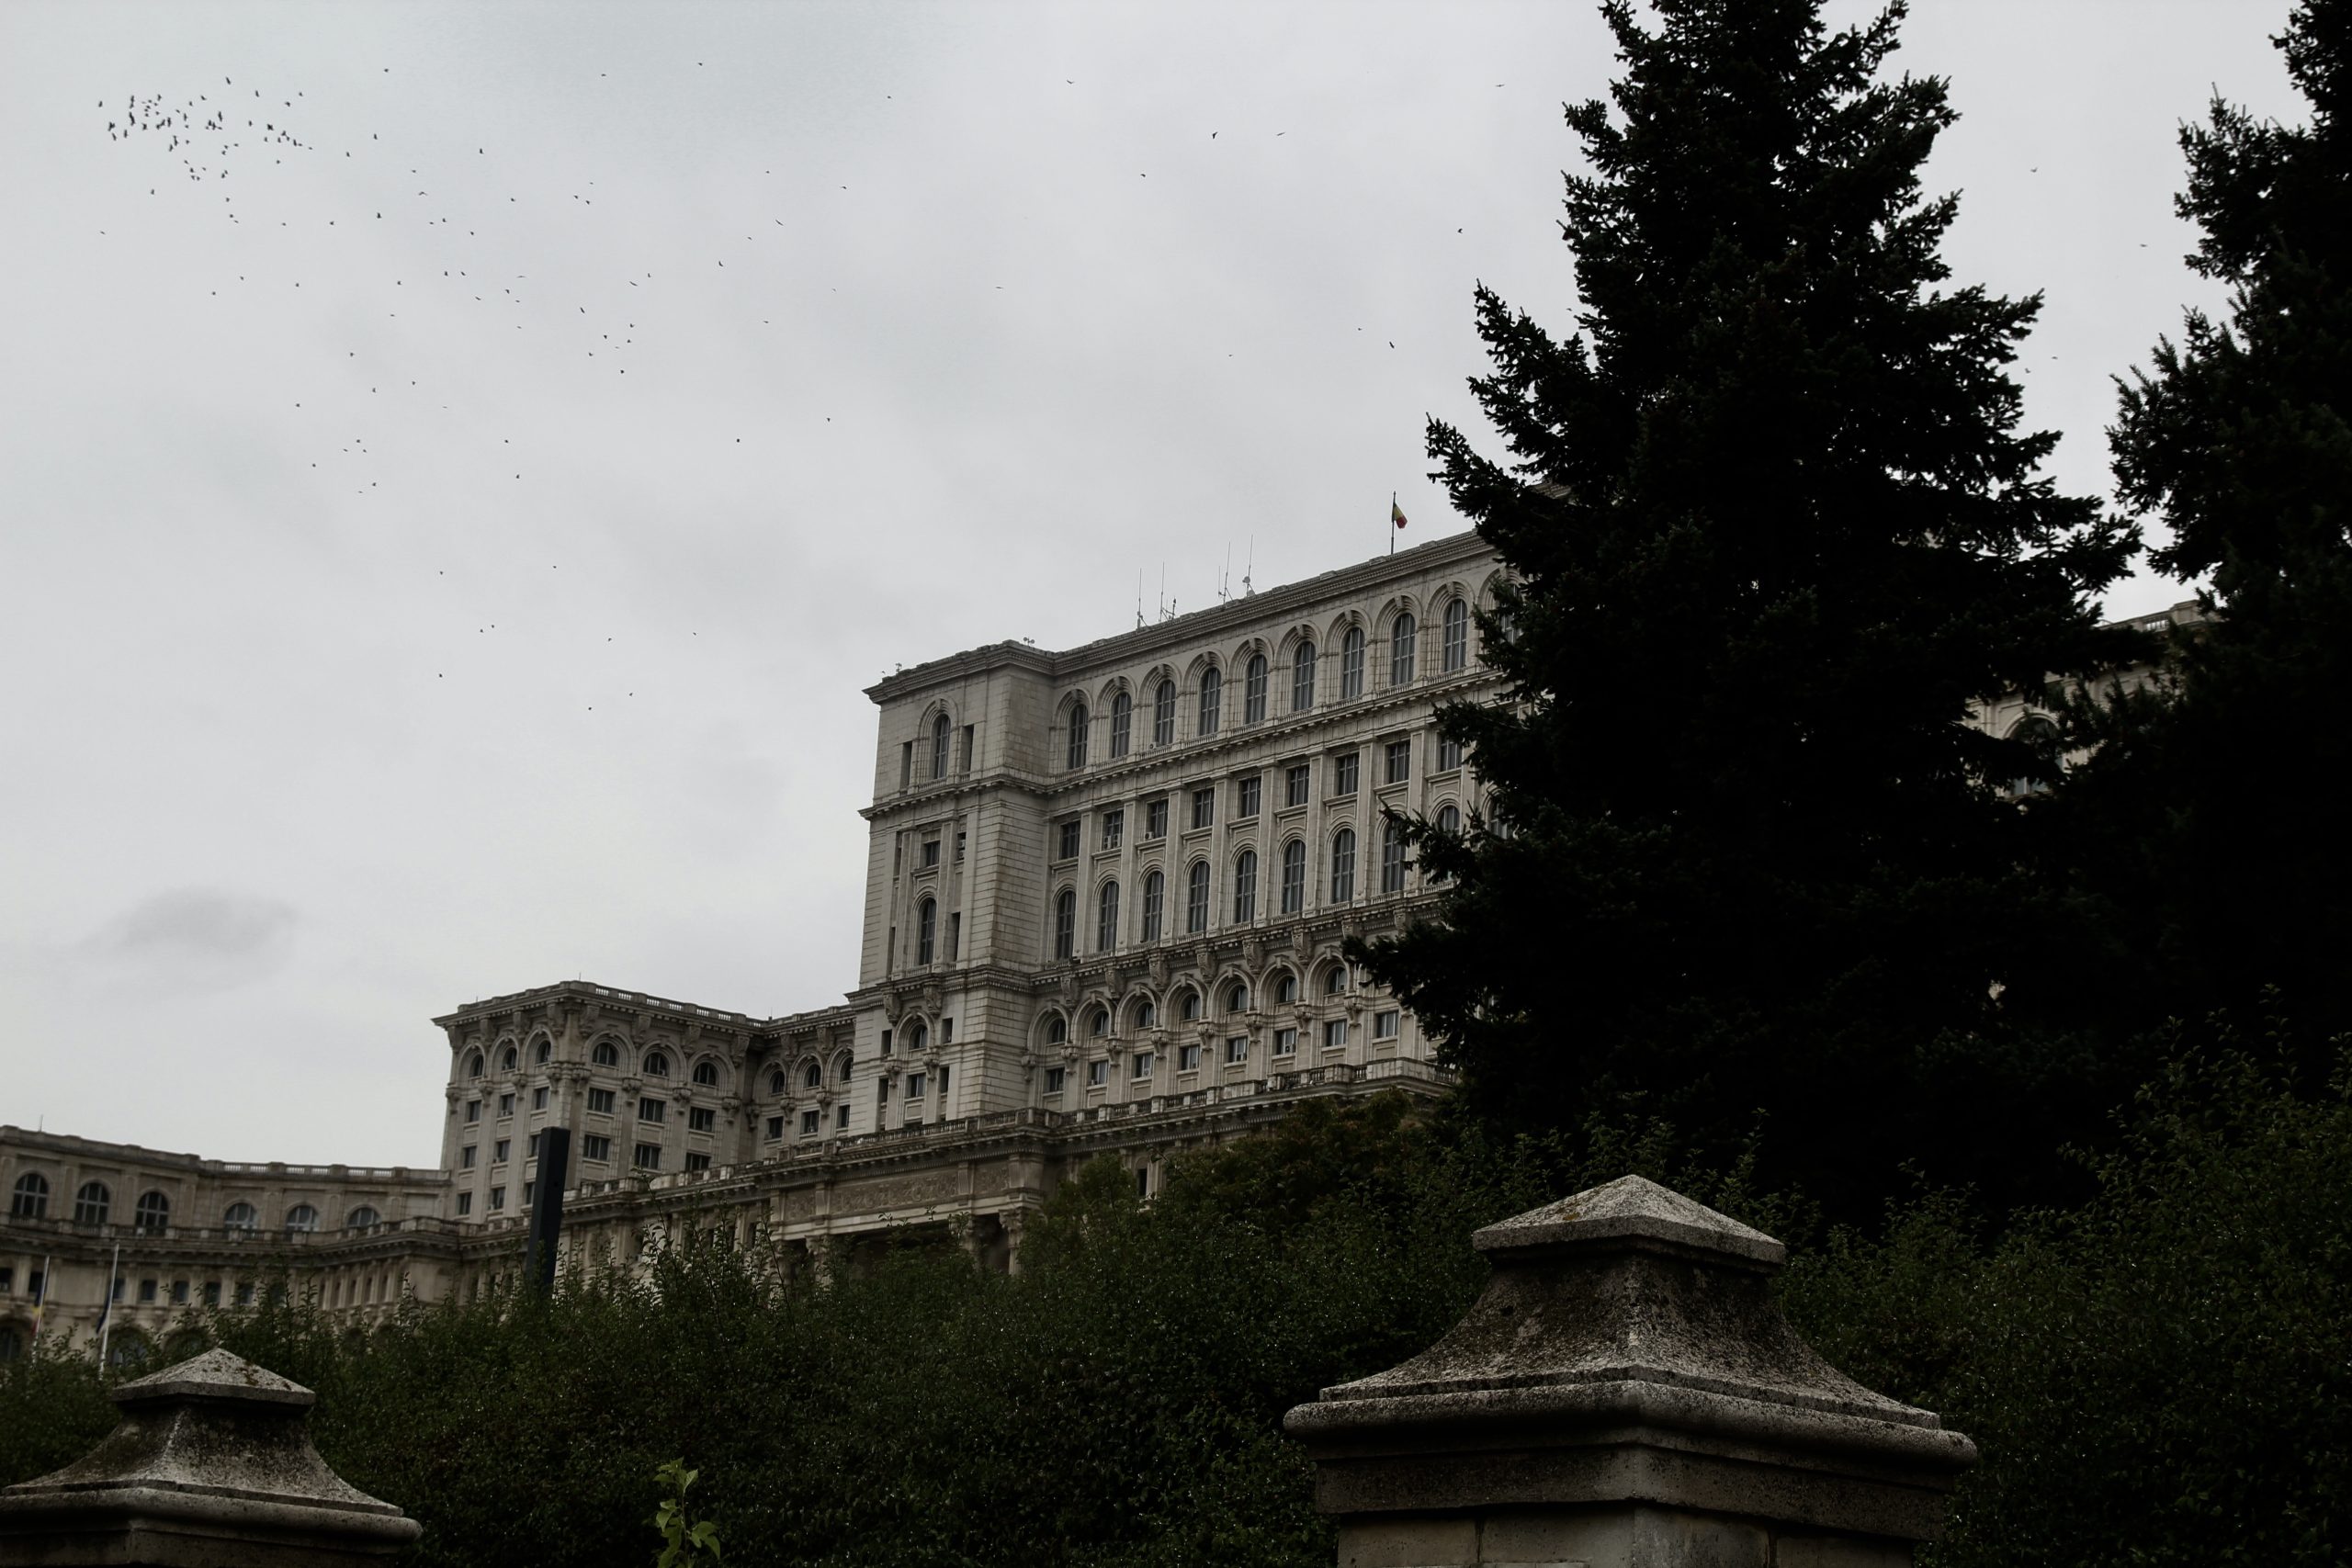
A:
[139,1278,157,1304]
[1142,872,1164,941]
[1281,840,1306,913]
[685,1152,712,1172]
[1438,734,1464,771]
[922,835,941,867]
[1233,851,1257,921]
[955,830,967,863]
[532,1086,549,1111]
[1285,763,1310,807]
[498,1092,514,1118]
[455,1193,472,1218]
[489,1187,506,1212]
[1382,821,1408,893]
[0,1267,12,1295]
[493,1138,511,1164]
[1324,1018,1349,1049]
[633,1145,662,1170]
[948,912,962,961]
[1179,1042,1203,1072]
[1045,1066,1067,1095]
[171,1279,188,1305]
[1385,739,1411,785]
[587,1088,616,1115]
[900,740,914,789]
[961,725,975,772]
[523,1180,536,1204]
[582,1134,612,1162]
[908,1072,928,1100]
[1237,774,1261,818]
[460,1145,478,1169]
[1097,882,1120,951]
[688,1107,716,1133]
[1226,1036,1249,1066]
[203,1280,220,1307]
[1374,1010,1402,1040]
[1191,786,1215,829]
[1332,751,1359,796]
[1057,820,1081,861]
[1186,864,1209,933]
[1341,631,1365,698]
[1273,1026,1298,1057]
[1102,808,1125,851]
[836,1103,851,1130]
[1146,798,1169,840]
[639,1097,665,1122]
[765,1116,785,1142]
[465,1100,481,1123]
[526,1131,541,1157]
[1087,1059,1108,1088]
[1133,1052,1154,1081]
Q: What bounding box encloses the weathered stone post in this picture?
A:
[0,1348,421,1566]
[1283,1175,1975,1568]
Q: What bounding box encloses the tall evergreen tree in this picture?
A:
[1354,0,2140,1211]
[2066,0,2352,1047]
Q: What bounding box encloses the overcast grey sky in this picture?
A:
[0,1,2302,1166]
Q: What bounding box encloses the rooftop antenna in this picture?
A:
[1241,536,1255,597]
[1136,570,1145,630]
[1217,544,1232,604]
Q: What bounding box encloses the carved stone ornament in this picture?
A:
[1148,951,1171,990]
[1242,935,1266,972]
[881,990,904,1022]
[919,981,944,1017]
[1190,943,1212,975]
[1057,965,1080,1004]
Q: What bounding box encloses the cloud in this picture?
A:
[74,888,299,996]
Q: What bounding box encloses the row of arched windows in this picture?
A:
[1048,813,1452,956]
[6,1173,378,1234]
[463,1043,724,1087]
[764,1052,858,1098]
[1038,964,1354,1042]
[1057,599,1478,773]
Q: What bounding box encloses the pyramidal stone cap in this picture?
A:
[1283,1174,1977,1542]
[109,1347,319,1409]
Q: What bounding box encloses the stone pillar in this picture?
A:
[0,1348,420,1566]
[1283,1176,1975,1568]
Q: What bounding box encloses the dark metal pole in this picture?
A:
[526,1125,571,1293]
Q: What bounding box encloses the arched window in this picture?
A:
[933,713,952,780]
[768,1068,787,1097]
[534,1038,551,1066]
[1198,667,1222,736]
[1340,626,1365,699]
[692,1060,720,1088]
[2006,714,2062,796]
[1292,640,1317,711]
[1179,989,1202,1021]
[9,1173,48,1220]
[1066,701,1090,771]
[285,1204,319,1235]
[464,1050,484,1080]
[1433,804,1462,882]
[643,1050,671,1078]
[1110,690,1133,757]
[1185,862,1211,933]
[907,1020,929,1054]
[223,1201,258,1235]
[1382,818,1408,893]
[1097,881,1121,952]
[1132,998,1157,1030]
[1225,982,1250,1014]
[74,1181,109,1226]
[346,1205,380,1230]
[1232,849,1258,922]
[1088,1007,1109,1038]
[1244,654,1268,724]
[1046,1014,1069,1045]
[1274,971,1298,1004]
[1390,612,1418,686]
[1442,597,1469,671]
[918,897,938,964]
[1280,840,1306,914]
[1053,888,1077,959]
[802,1059,822,1089]
[1325,964,1350,997]
[134,1191,170,1234]
[1141,869,1165,942]
[1153,678,1178,745]
[593,1040,620,1067]
[1330,828,1357,901]
[500,1044,518,1073]
[835,1051,854,1083]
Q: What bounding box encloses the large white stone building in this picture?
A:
[3,529,1502,1359]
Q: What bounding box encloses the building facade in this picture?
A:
[5,530,1500,1357]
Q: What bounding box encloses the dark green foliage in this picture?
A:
[2058,0,2352,1049]
[1352,0,2139,1218]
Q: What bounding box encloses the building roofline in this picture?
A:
[863,528,1495,705]
[0,1125,444,1185]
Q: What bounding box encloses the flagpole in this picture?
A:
[98,1241,120,1370]
[31,1252,51,1352]
[1390,491,1396,556]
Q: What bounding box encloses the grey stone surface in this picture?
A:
[0,1349,420,1566]
[1285,1176,1977,1562]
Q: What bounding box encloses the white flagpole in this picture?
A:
[32,1253,51,1352]
[98,1241,120,1370]
[1390,491,1396,556]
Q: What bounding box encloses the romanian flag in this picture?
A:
[1391,500,1408,531]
